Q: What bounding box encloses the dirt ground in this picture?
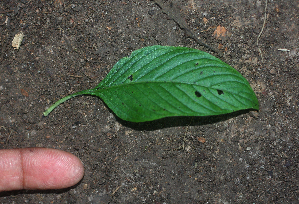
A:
[0,0,298,203]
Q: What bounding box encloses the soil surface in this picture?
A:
[1,0,299,203]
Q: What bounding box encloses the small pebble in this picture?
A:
[269,68,276,74]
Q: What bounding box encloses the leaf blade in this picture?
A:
[91,46,259,122]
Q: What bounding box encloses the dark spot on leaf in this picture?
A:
[217,89,224,95]
[200,71,203,75]
[195,62,199,66]
[128,75,133,81]
[195,91,202,97]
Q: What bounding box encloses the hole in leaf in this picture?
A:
[195,91,202,97]
[217,89,224,95]
[128,75,133,81]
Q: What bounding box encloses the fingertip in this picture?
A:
[22,148,85,190]
[56,149,85,188]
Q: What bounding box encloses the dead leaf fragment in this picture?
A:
[20,88,29,97]
[12,31,24,49]
[54,0,64,7]
[197,137,206,143]
[213,25,227,38]
[203,17,208,25]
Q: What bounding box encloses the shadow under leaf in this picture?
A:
[115,109,256,131]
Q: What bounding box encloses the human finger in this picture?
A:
[0,148,84,192]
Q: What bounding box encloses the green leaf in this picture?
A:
[43,45,259,122]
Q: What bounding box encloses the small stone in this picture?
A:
[12,31,24,49]
[269,68,276,74]
[250,111,259,118]
[30,130,37,136]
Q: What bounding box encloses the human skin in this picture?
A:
[0,148,84,192]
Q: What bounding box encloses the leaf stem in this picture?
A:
[43,89,94,116]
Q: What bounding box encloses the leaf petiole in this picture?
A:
[43,89,94,116]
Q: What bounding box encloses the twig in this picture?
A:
[256,0,268,61]
[0,126,13,144]
[111,185,122,195]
